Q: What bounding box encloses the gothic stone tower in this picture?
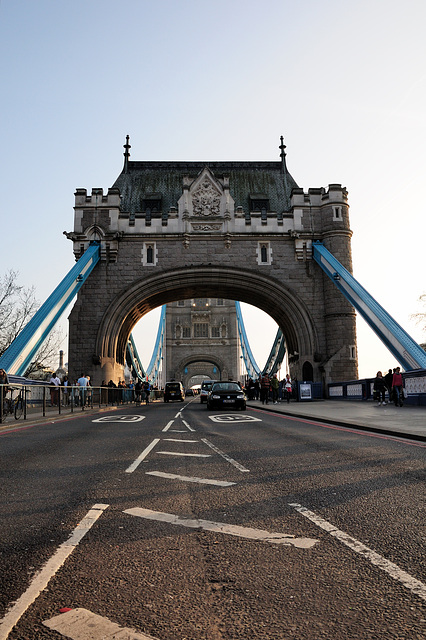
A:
[165,298,240,387]
[66,136,358,388]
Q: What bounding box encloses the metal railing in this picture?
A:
[0,384,161,423]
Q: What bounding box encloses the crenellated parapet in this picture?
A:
[66,149,352,267]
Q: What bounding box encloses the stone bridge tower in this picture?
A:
[66,136,358,388]
[165,298,240,387]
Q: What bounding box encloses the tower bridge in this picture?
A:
[65,136,357,386]
[1,136,425,384]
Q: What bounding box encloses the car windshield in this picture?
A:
[211,383,241,392]
[202,382,215,390]
[166,383,181,390]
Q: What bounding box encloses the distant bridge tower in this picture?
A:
[164,298,240,386]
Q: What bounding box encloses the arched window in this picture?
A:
[302,361,313,382]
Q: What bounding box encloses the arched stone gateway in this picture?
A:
[165,299,238,386]
[67,138,357,386]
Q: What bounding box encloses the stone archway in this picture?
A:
[173,354,226,388]
[91,266,318,385]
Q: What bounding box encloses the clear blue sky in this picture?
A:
[1,0,425,378]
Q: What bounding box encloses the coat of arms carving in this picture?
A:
[192,178,221,217]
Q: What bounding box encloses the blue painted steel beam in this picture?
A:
[146,305,166,382]
[235,301,261,379]
[313,241,426,371]
[126,333,146,380]
[0,243,101,376]
[262,328,286,375]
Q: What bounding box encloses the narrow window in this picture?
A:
[257,241,272,265]
[333,206,342,221]
[142,242,157,266]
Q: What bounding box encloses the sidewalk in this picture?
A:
[247,399,426,442]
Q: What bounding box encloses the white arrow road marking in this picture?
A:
[201,438,250,472]
[167,430,187,433]
[146,471,236,486]
[157,451,211,458]
[289,503,426,602]
[44,607,158,640]
[126,439,160,473]
[0,505,109,640]
[124,508,318,548]
[162,420,174,432]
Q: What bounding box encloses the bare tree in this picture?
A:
[0,270,64,374]
[411,294,426,350]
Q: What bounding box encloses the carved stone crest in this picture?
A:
[192,178,221,217]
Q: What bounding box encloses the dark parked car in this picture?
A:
[206,381,246,410]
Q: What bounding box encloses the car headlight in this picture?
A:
[237,394,245,399]
[212,395,220,399]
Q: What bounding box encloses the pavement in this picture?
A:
[247,399,426,442]
[1,398,425,443]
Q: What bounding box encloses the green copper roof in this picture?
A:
[112,160,299,215]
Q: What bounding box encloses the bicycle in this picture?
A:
[2,388,25,420]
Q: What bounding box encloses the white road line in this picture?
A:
[157,451,211,458]
[163,438,198,443]
[168,430,187,433]
[289,503,426,603]
[174,411,182,418]
[125,439,160,473]
[44,607,158,640]
[125,508,318,548]
[0,505,109,640]
[146,471,236,486]
[182,419,195,432]
[201,438,250,472]
[162,420,174,432]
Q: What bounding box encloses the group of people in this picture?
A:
[49,373,91,406]
[245,373,294,405]
[373,367,405,407]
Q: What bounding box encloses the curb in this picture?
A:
[247,403,426,443]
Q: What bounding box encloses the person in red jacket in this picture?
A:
[392,367,404,407]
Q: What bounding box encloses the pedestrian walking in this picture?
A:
[284,374,292,403]
[392,367,404,407]
[373,371,387,405]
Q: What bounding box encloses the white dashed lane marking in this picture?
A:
[157,451,211,458]
[163,438,198,443]
[289,503,426,602]
[201,438,249,472]
[124,508,318,549]
[125,439,160,473]
[145,471,236,486]
[44,607,158,640]
[0,505,109,640]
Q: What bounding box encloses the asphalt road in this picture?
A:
[0,400,425,639]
